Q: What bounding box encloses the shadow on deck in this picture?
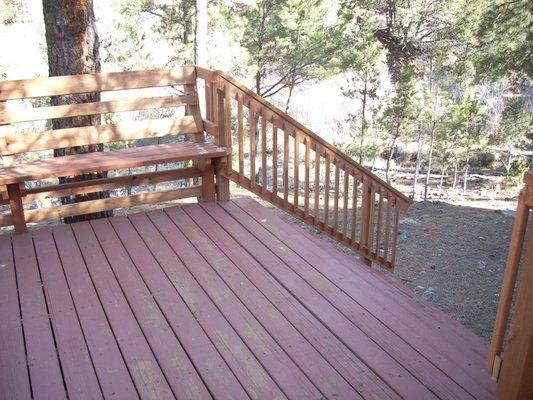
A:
[0,197,495,399]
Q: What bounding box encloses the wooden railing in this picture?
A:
[198,67,412,270]
[487,171,533,397]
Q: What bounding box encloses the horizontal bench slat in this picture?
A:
[0,68,196,100]
[0,186,202,227]
[0,115,201,155]
[21,166,202,203]
[0,94,197,124]
[0,142,229,186]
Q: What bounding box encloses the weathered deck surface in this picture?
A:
[0,197,495,399]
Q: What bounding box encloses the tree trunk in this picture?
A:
[424,122,435,201]
[452,166,458,190]
[462,162,469,195]
[412,125,423,199]
[359,80,368,165]
[194,0,207,66]
[284,76,296,113]
[385,124,400,183]
[424,81,439,201]
[42,0,111,223]
[438,166,446,196]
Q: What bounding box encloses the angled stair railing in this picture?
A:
[198,67,412,270]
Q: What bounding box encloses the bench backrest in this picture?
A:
[0,67,205,158]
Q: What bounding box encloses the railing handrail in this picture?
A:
[197,66,412,210]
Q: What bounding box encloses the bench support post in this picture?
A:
[6,183,27,234]
[201,162,216,202]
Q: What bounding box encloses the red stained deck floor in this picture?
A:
[0,197,495,399]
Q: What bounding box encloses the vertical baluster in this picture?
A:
[237,93,244,181]
[304,138,310,219]
[314,147,320,224]
[375,189,384,257]
[368,184,376,256]
[351,176,359,243]
[390,203,400,267]
[360,179,374,261]
[383,193,392,261]
[324,155,331,229]
[204,81,212,121]
[272,125,278,196]
[261,110,267,190]
[293,131,299,210]
[333,162,340,233]
[249,105,256,188]
[343,169,349,239]
[283,129,289,205]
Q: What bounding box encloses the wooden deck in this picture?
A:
[0,197,495,399]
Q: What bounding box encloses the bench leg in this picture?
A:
[6,183,27,234]
[201,162,216,202]
[214,158,231,202]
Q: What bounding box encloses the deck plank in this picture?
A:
[222,200,475,399]
[166,205,361,400]
[148,208,322,399]
[89,218,211,400]
[107,213,284,400]
[234,197,495,397]
[32,228,103,400]
[110,214,249,400]
[0,236,32,400]
[12,234,66,400]
[188,202,401,400]
[71,221,176,400]
[52,224,139,399]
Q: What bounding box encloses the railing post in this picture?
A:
[496,202,533,399]
[488,173,533,397]
[488,187,530,376]
[214,78,231,201]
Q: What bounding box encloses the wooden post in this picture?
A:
[200,161,216,202]
[496,216,533,399]
[214,80,231,201]
[487,188,530,375]
[7,183,27,233]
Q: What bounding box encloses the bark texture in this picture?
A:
[42,0,112,222]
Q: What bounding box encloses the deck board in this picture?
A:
[12,234,66,400]
[33,229,103,400]
[0,236,32,400]
[0,197,496,399]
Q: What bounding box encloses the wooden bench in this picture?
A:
[0,67,231,233]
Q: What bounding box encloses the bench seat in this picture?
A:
[0,142,229,186]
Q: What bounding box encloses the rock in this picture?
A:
[421,287,436,300]
[400,217,419,226]
[398,230,409,240]
[496,209,516,218]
